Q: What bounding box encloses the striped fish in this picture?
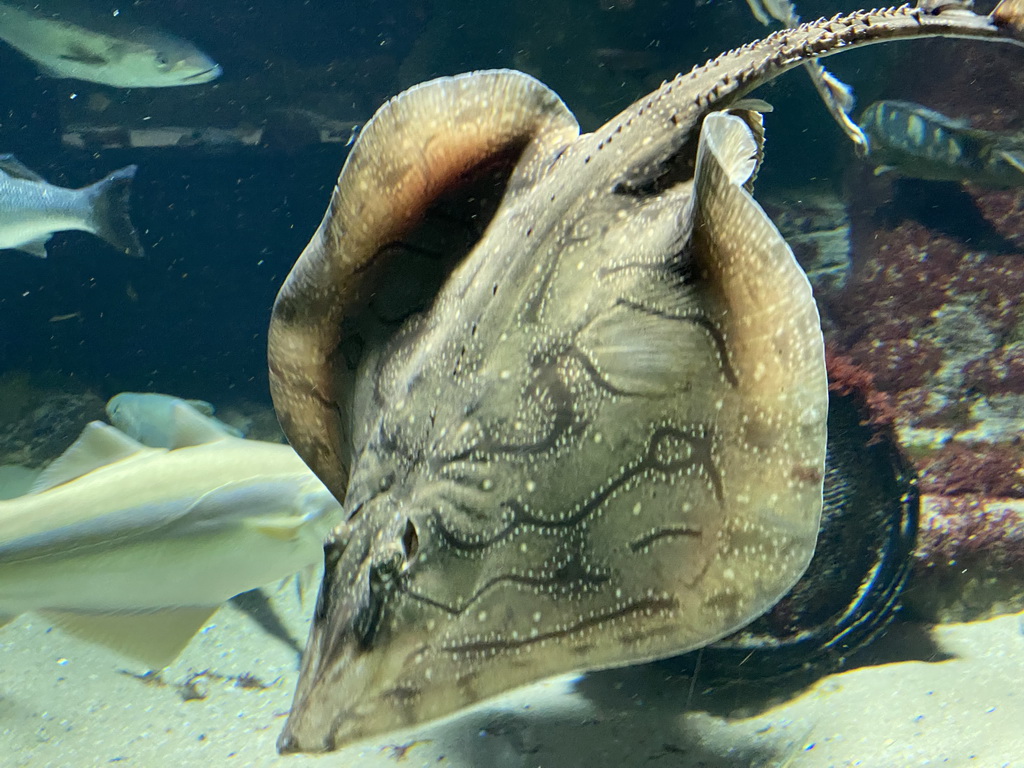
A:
[859,100,1024,187]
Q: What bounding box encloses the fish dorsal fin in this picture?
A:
[185,398,216,417]
[0,464,41,499]
[0,154,46,182]
[870,100,972,131]
[163,401,236,447]
[17,236,51,259]
[38,606,219,669]
[28,422,149,494]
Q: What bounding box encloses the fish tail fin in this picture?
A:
[84,165,145,258]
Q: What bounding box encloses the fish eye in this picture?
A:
[154,53,171,69]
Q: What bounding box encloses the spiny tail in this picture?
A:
[83,165,145,258]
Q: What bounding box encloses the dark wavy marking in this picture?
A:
[403,565,611,615]
[481,354,582,455]
[430,424,720,550]
[628,525,702,552]
[443,596,677,654]
[571,349,635,397]
[647,425,722,501]
[616,298,738,386]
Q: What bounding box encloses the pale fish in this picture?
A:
[106,391,245,448]
[0,0,221,88]
[0,154,143,258]
[0,405,341,668]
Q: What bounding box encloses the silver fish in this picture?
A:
[859,99,1024,187]
[0,154,143,258]
[267,1,1024,754]
[0,404,341,668]
[0,1,221,88]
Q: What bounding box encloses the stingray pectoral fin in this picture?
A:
[38,606,219,668]
[268,70,580,501]
[690,111,828,614]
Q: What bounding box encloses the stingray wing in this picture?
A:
[268,70,580,503]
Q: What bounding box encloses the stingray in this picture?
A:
[267,2,1024,753]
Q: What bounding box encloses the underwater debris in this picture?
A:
[380,740,432,761]
[119,667,278,701]
[118,668,165,686]
[179,670,210,701]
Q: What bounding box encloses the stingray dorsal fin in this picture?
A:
[0,154,46,182]
[28,422,150,494]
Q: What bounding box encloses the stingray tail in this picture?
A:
[83,165,145,258]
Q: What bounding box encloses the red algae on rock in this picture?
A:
[909,496,1024,621]
[918,441,1024,498]
[825,345,897,432]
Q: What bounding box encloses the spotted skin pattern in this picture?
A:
[268,3,1024,753]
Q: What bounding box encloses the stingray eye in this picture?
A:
[402,519,419,560]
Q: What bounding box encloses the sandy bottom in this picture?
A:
[2,580,1022,768]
